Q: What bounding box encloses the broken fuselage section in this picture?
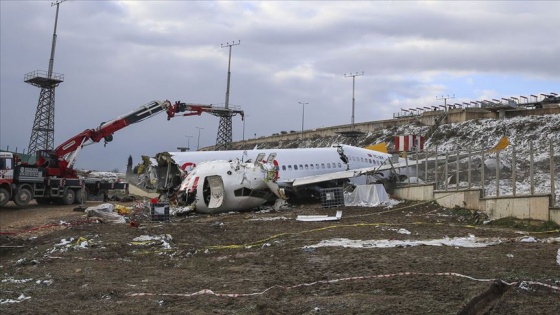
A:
[173,158,286,214]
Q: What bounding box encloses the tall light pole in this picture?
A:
[298,102,308,138]
[196,127,204,150]
[185,135,192,151]
[344,71,364,130]
[242,114,249,141]
[216,40,241,150]
[436,94,455,111]
[26,0,67,154]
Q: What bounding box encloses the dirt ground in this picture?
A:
[1,198,559,314]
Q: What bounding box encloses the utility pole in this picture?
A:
[242,114,249,141]
[196,127,204,150]
[216,40,241,150]
[26,0,67,155]
[344,71,364,130]
[185,135,192,151]
[298,102,308,139]
[437,94,455,111]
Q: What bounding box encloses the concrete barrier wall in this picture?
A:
[394,186,558,224]
[393,184,434,201]
[433,190,482,210]
[550,208,560,224]
[482,195,551,221]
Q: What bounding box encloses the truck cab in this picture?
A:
[0,152,15,206]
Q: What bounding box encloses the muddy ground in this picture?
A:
[1,199,559,314]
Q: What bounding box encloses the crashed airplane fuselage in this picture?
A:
[179,159,286,214]
[153,144,405,214]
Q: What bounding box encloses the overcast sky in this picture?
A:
[1,0,559,172]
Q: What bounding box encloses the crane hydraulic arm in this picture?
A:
[166,101,244,120]
[39,100,174,177]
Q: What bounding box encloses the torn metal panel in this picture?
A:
[296,210,342,222]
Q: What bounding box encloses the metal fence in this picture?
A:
[403,140,559,207]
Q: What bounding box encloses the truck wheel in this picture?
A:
[61,189,76,205]
[0,188,10,207]
[14,188,32,206]
[75,188,88,204]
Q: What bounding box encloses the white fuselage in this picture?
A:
[163,145,400,214]
[169,144,394,185]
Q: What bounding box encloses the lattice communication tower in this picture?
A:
[26,0,66,156]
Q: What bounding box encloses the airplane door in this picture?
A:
[266,153,277,164]
[254,153,265,165]
[204,175,224,209]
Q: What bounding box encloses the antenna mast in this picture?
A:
[26,0,67,155]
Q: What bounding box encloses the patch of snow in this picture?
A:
[305,236,502,249]
[0,294,31,305]
[2,277,33,284]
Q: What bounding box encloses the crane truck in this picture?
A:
[0,99,217,207]
[0,100,243,207]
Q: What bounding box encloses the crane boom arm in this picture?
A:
[41,100,173,177]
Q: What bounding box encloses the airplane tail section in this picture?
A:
[364,142,388,153]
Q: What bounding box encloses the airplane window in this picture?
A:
[327,163,331,168]
[299,164,303,170]
[288,165,293,170]
[351,156,355,161]
[332,163,336,168]
[321,163,325,169]
[305,164,309,169]
[294,165,298,170]
[360,157,364,162]
[316,164,319,169]
[369,159,372,163]
[338,162,342,168]
[310,164,314,170]
[282,165,286,171]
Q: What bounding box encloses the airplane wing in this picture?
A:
[292,164,396,187]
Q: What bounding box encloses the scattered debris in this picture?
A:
[296,211,342,222]
[130,235,173,249]
[84,203,126,224]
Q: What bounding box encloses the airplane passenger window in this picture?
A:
[282,165,286,171]
[369,159,372,163]
[332,163,336,168]
[338,162,342,168]
[316,164,319,169]
[288,165,293,170]
[361,157,364,162]
[310,164,314,169]
[299,164,303,170]
[327,163,331,168]
[321,163,325,169]
[305,164,309,169]
[294,165,298,170]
